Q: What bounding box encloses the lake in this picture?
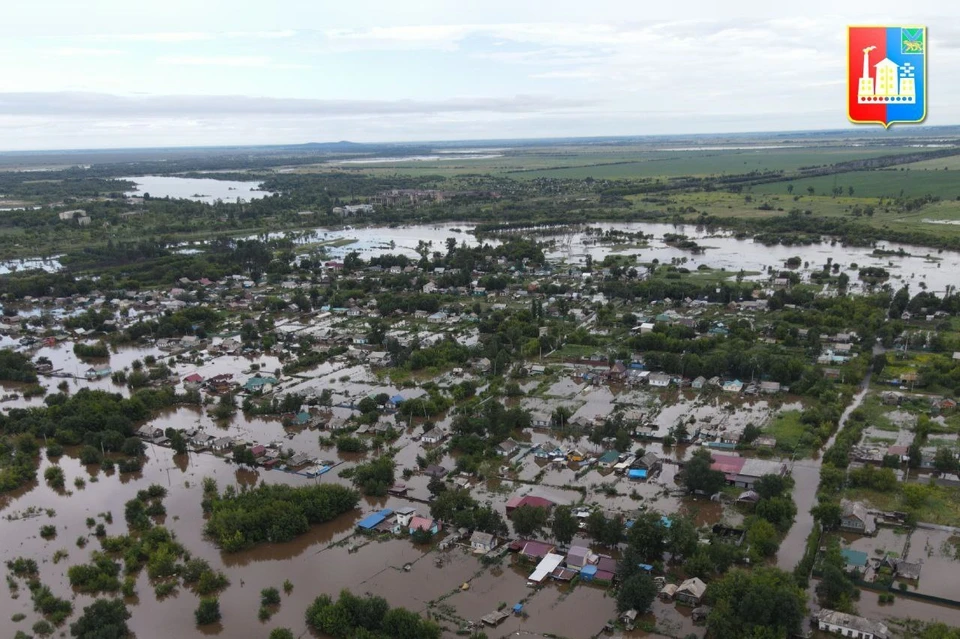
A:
[122,175,272,204]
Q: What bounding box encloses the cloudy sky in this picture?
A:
[2,0,958,150]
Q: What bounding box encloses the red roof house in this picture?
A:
[506,495,556,514]
[709,454,746,481]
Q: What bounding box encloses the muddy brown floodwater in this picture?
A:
[6,432,689,639]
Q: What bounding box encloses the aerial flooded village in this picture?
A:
[4,134,960,639]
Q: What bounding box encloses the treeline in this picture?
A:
[0,350,37,383]
[203,483,359,551]
[305,589,441,639]
[0,388,179,492]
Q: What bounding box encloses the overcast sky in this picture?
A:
[2,0,958,150]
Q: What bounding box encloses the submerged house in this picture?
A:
[816,609,889,639]
[675,577,707,606]
[84,365,112,380]
[408,516,441,535]
[840,500,876,535]
[470,531,498,553]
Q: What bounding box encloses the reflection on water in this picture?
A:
[122,176,272,204]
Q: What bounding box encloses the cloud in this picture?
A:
[48,47,123,57]
[0,92,597,118]
[156,55,308,69]
[224,30,298,39]
[101,32,213,42]
[323,25,474,51]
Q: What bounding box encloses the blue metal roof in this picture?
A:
[841,548,868,567]
[357,508,393,530]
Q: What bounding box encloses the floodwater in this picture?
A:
[0,255,64,274]
[533,221,960,295]
[777,377,871,571]
[122,176,272,204]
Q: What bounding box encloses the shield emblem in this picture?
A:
[848,26,926,127]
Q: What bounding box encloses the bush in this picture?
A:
[69,598,130,638]
[74,342,110,359]
[261,587,281,606]
[78,445,103,465]
[7,557,38,577]
[39,525,56,539]
[195,598,221,625]
[67,554,122,593]
[204,483,359,552]
[155,581,177,597]
[335,435,368,453]
[44,466,65,489]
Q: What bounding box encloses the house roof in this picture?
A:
[738,458,785,479]
[677,577,707,599]
[840,548,868,568]
[409,516,437,532]
[637,452,660,468]
[566,546,590,565]
[598,450,620,464]
[471,531,494,545]
[520,540,555,559]
[817,610,889,639]
[357,508,393,530]
[709,453,746,476]
[508,496,555,511]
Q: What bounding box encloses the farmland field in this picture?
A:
[299,145,943,180]
[750,167,960,199]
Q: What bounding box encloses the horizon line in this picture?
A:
[3,124,960,156]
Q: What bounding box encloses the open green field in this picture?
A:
[628,188,960,246]
[763,410,808,452]
[751,168,960,199]
[298,145,939,180]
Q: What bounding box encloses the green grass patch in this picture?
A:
[764,410,809,454]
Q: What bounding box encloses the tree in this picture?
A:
[934,447,958,474]
[666,516,699,560]
[706,568,806,639]
[511,505,549,537]
[616,573,657,614]
[811,501,842,530]
[233,445,256,467]
[755,497,797,533]
[44,465,65,489]
[816,539,858,611]
[195,597,221,625]
[817,564,858,612]
[351,456,396,496]
[269,630,295,639]
[551,505,578,546]
[70,598,131,639]
[745,518,779,558]
[625,512,667,563]
[871,353,887,374]
[261,587,281,606]
[681,448,725,495]
[753,474,790,500]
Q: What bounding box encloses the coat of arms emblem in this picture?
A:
[848,26,926,127]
